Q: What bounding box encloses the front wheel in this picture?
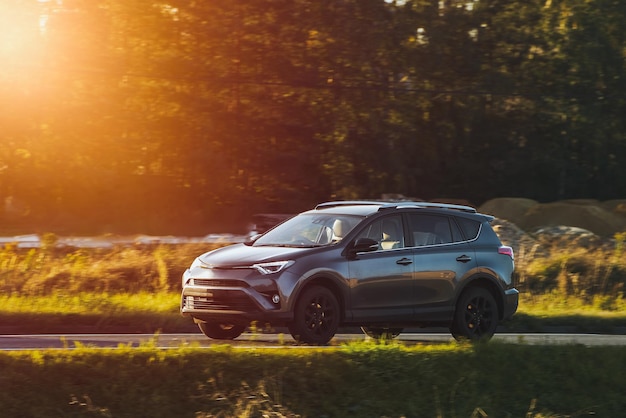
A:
[361,327,403,340]
[288,286,340,345]
[450,287,498,342]
[198,322,246,340]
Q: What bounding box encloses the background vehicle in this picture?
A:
[181,201,518,344]
[247,213,293,236]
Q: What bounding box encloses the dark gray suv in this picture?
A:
[181,201,518,344]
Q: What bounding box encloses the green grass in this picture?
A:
[0,292,193,334]
[505,293,626,333]
[0,341,624,417]
[2,291,624,316]
[0,292,178,314]
[3,291,625,335]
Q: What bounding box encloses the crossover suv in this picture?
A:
[181,201,518,344]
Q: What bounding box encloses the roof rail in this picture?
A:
[314,201,386,210]
[314,200,476,213]
[378,201,476,213]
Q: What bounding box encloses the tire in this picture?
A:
[198,322,246,340]
[361,327,403,340]
[450,287,498,342]
[288,285,340,345]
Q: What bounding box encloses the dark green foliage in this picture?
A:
[1,1,626,234]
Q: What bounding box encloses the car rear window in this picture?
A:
[455,217,481,240]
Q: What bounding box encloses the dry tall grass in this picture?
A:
[1,235,625,308]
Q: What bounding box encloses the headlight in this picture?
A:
[252,261,294,275]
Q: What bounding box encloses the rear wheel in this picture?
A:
[198,322,246,340]
[288,286,340,345]
[361,327,403,340]
[450,287,498,342]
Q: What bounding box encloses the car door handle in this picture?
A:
[456,255,472,263]
[396,257,412,266]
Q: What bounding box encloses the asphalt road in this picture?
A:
[2,332,626,350]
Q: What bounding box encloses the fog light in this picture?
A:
[272,294,280,304]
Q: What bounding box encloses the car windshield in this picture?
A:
[253,213,362,247]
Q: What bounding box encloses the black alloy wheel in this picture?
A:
[288,285,340,345]
[198,322,246,340]
[450,287,498,342]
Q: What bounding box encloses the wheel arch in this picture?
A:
[456,276,505,321]
[292,274,347,323]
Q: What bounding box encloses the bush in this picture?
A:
[517,239,626,299]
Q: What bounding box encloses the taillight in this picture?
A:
[498,245,514,260]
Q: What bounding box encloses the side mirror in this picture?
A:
[348,237,379,256]
[244,233,262,246]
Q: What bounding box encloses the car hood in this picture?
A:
[198,243,315,268]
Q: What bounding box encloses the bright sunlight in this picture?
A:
[0,0,56,72]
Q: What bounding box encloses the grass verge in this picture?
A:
[0,341,624,417]
[2,292,625,335]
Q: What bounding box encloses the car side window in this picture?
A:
[455,217,481,240]
[408,214,458,246]
[356,215,405,250]
[450,218,465,242]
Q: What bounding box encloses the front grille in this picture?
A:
[191,278,249,288]
[183,293,258,312]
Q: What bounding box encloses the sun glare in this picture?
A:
[36,0,64,33]
[0,0,61,68]
[0,1,44,65]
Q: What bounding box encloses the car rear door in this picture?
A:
[407,213,477,307]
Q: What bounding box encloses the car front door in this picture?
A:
[347,215,415,322]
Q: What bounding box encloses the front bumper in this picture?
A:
[180,269,295,325]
